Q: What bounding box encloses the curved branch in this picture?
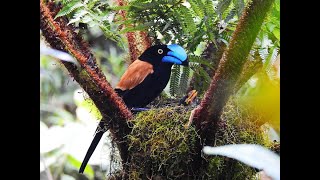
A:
[192,0,275,145]
[40,0,132,162]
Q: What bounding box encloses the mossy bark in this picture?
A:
[189,0,275,176]
[40,0,132,163]
[193,0,275,145]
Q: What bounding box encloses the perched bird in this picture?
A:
[79,44,189,173]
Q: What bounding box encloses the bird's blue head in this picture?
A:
[139,44,189,66]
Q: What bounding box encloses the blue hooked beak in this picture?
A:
[162,44,189,66]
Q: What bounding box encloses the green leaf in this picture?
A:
[266,22,276,32]
[55,1,84,19]
[179,6,197,35]
[120,23,152,33]
[272,28,280,41]
[81,15,93,24]
[263,46,278,72]
[67,154,94,179]
[179,66,190,95]
[225,7,237,22]
[216,0,232,16]
[189,0,205,18]
[205,0,216,17]
[189,55,214,69]
[191,64,211,85]
[68,9,89,25]
[187,31,206,52]
[161,22,171,32]
[130,1,159,10]
[234,0,245,17]
[170,65,181,97]
[87,0,100,9]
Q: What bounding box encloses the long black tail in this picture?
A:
[79,121,105,173]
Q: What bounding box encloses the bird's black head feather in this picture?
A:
[139,44,189,67]
[138,45,170,66]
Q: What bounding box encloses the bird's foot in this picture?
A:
[131,107,150,113]
[184,109,196,129]
[179,90,198,106]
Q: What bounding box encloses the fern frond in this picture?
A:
[190,64,211,91]
[264,46,278,71]
[197,66,211,84]
[205,0,216,17]
[187,30,206,52]
[88,0,100,9]
[216,0,232,17]
[55,0,84,19]
[189,0,205,18]
[225,7,237,23]
[82,15,94,24]
[189,55,214,69]
[178,6,197,35]
[100,25,125,49]
[262,46,278,80]
[170,65,181,97]
[68,9,89,24]
[173,11,188,36]
[120,22,153,33]
[179,66,190,96]
[258,48,268,61]
[234,0,245,17]
[221,1,235,20]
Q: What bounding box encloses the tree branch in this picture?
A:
[40,0,132,162]
[192,0,275,145]
[115,0,152,63]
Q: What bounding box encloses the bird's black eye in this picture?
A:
[158,49,163,54]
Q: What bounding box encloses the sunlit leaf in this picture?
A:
[40,45,80,68]
[61,174,76,180]
[238,72,280,132]
[67,154,94,179]
[203,144,280,180]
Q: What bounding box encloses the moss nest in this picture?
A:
[203,98,272,179]
[112,98,273,179]
[127,107,198,179]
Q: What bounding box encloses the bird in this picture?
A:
[79,44,189,173]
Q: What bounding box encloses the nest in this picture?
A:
[108,98,273,179]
